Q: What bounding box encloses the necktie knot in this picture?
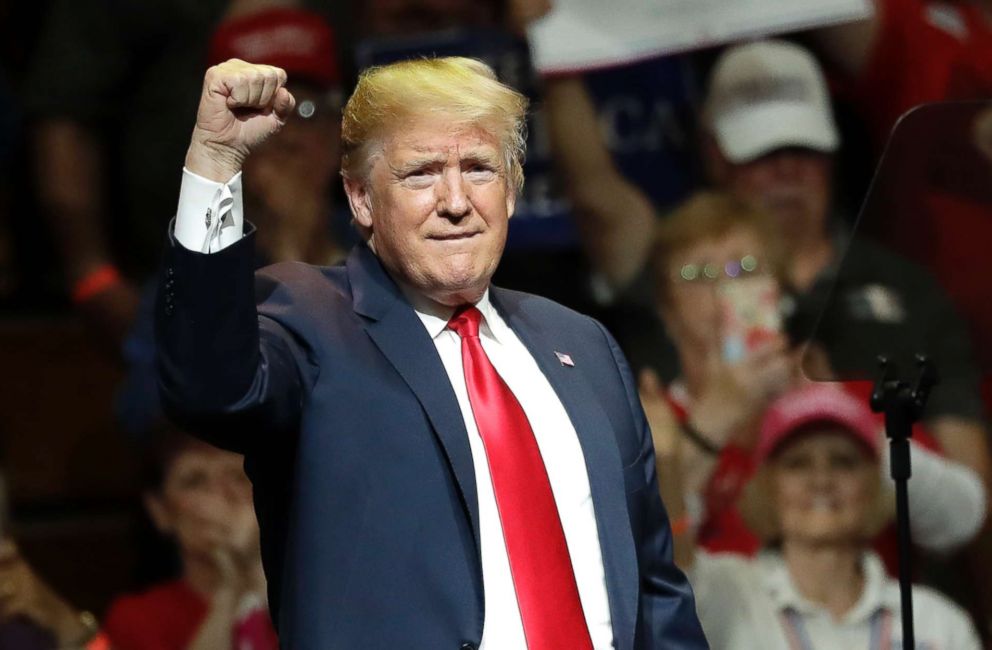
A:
[448,305,483,339]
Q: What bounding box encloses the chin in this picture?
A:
[787,522,861,545]
[430,265,494,299]
[430,280,488,306]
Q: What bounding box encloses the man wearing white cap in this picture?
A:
[704,41,839,164]
[702,40,840,291]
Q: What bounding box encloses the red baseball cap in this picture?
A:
[755,383,881,465]
[208,7,340,88]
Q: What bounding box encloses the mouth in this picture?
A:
[808,495,838,511]
[428,232,481,242]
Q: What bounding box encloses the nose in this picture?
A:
[807,460,837,490]
[436,167,471,220]
[769,149,806,181]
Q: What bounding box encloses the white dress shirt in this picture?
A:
[175,169,616,649]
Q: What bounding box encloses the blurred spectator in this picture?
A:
[542,37,992,499]
[639,191,986,560]
[359,0,503,36]
[116,5,345,438]
[21,0,342,349]
[103,430,276,650]
[674,384,981,649]
[0,470,104,649]
[208,6,346,267]
[815,1,992,422]
[0,542,103,649]
[812,0,992,152]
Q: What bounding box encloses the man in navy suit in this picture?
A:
[156,55,706,649]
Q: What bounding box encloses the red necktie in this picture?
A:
[449,306,593,650]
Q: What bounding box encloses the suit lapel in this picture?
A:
[347,245,482,558]
[492,289,639,650]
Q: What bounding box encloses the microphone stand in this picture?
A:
[869,354,937,650]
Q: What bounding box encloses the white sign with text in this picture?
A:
[528,0,872,74]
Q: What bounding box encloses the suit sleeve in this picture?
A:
[593,322,709,648]
[155,223,318,452]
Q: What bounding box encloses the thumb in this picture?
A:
[273,87,296,122]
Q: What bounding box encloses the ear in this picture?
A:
[343,175,374,230]
[144,492,174,535]
[505,182,517,220]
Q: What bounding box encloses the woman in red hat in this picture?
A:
[681,383,980,649]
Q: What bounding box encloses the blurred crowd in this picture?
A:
[2,0,992,647]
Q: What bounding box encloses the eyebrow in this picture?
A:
[389,155,447,176]
[461,151,501,168]
[389,150,502,176]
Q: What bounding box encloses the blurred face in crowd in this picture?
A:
[661,225,779,355]
[770,428,877,546]
[145,441,259,564]
[717,147,833,247]
[345,116,515,306]
[242,82,341,261]
[363,0,500,35]
[243,83,340,206]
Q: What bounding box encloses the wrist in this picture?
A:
[185,138,245,183]
[51,605,98,648]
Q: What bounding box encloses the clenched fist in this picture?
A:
[186,59,297,182]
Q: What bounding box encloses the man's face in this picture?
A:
[345,117,515,306]
[720,148,833,245]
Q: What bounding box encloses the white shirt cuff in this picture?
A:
[174,167,245,253]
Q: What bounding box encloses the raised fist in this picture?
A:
[186,59,296,182]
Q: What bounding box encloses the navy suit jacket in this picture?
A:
[156,227,707,649]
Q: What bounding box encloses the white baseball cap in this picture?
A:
[704,40,839,163]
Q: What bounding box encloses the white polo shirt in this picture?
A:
[692,550,980,650]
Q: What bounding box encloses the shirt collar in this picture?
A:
[406,287,504,344]
[759,550,894,623]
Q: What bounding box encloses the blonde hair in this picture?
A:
[651,191,789,304]
[341,56,529,193]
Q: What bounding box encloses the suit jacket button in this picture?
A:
[166,267,175,277]
[164,304,174,316]
[460,644,476,650]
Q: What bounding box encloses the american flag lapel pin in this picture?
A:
[554,351,575,367]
